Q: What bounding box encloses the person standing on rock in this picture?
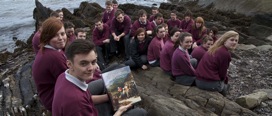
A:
[195,31,239,96]
[53,39,147,116]
[102,1,116,27]
[171,32,197,86]
[32,17,68,112]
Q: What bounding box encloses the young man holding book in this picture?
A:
[52,39,147,116]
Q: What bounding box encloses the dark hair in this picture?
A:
[50,11,59,17]
[115,9,124,17]
[151,6,158,10]
[169,27,181,37]
[174,32,192,48]
[112,0,118,4]
[138,9,147,17]
[40,17,63,52]
[65,39,96,61]
[171,10,178,15]
[105,1,113,6]
[155,25,164,34]
[209,26,218,35]
[55,9,62,14]
[134,28,146,38]
[184,10,192,17]
[64,21,75,29]
[75,28,86,36]
[202,35,213,43]
[154,13,163,19]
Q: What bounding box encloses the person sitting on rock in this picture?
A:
[110,9,132,61]
[53,39,147,116]
[112,0,119,10]
[179,11,194,32]
[124,28,151,70]
[32,17,68,112]
[102,1,116,26]
[64,21,76,46]
[32,20,43,55]
[195,31,239,96]
[75,28,87,39]
[167,10,181,30]
[131,9,153,38]
[171,32,197,86]
[147,25,167,67]
[208,26,219,42]
[161,23,170,42]
[160,27,181,76]
[189,16,207,47]
[92,18,111,67]
[151,13,164,31]
[56,9,64,22]
[149,6,164,23]
[191,35,214,65]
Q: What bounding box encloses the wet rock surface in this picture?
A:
[0,0,272,115]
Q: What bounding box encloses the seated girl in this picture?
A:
[195,31,239,96]
[171,32,197,86]
[125,28,151,70]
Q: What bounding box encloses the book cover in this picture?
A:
[102,66,141,111]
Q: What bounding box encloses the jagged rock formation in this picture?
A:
[0,0,272,115]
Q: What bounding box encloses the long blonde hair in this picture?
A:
[208,30,239,54]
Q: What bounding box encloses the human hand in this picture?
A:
[141,65,148,70]
[104,39,110,43]
[192,42,198,49]
[113,103,133,116]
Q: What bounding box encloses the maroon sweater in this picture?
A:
[102,9,116,24]
[131,20,153,37]
[149,15,164,23]
[92,24,110,46]
[189,27,207,45]
[53,72,98,116]
[111,15,131,35]
[32,31,41,54]
[160,40,175,72]
[180,19,194,32]
[32,47,67,111]
[167,19,181,29]
[171,47,196,76]
[191,46,207,63]
[147,36,164,61]
[196,46,231,83]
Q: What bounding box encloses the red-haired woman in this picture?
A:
[32,17,68,111]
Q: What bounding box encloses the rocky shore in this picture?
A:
[0,0,272,115]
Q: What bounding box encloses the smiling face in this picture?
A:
[116,14,124,23]
[224,35,239,50]
[180,36,193,50]
[49,26,67,49]
[77,32,86,40]
[170,13,176,20]
[67,50,97,81]
[137,32,145,42]
[139,14,147,23]
[203,40,214,49]
[95,21,103,31]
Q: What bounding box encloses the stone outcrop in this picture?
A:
[236,91,268,109]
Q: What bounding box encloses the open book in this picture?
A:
[102,66,141,111]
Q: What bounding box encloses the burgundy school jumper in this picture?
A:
[196,46,231,83]
[92,24,110,46]
[110,15,131,35]
[171,47,196,77]
[53,71,98,116]
[191,45,207,63]
[32,31,41,54]
[179,19,194,32]
[147,36,164,62]
[189,27,207,45]
[32,46,67,111]
[160,40,175,72]
[131,20,153,37]
[102,9,116,24]
[167,19,181,29]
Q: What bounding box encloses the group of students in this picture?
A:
[31,0,239,115]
